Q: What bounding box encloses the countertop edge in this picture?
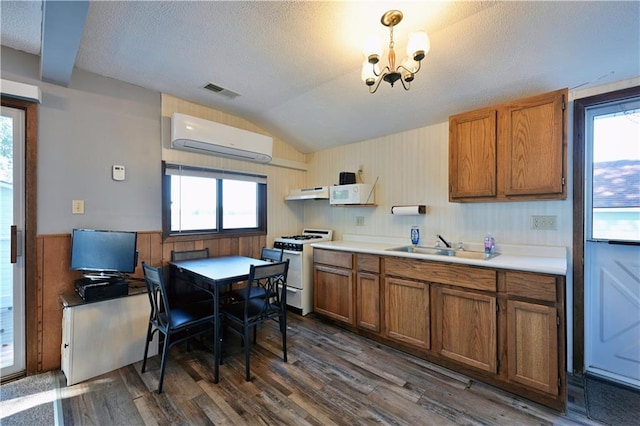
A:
[311,241,567,276]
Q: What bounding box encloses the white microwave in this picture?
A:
[329,184,375,205]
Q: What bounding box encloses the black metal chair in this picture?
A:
[170,248,214,305]
[222,259,289,381]
[230,247,284,301]
[260,247,284,263]
[141,262,218,393]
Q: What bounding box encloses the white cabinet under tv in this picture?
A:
[61,289,157,386]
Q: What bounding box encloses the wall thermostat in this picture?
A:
[112,165,125,181]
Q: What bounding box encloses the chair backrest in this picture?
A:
[260,247,283,263]
[244,260,289,314]
[171,248,210,262]
[142,262,172,330]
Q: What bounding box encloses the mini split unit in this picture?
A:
[170,113,273,163]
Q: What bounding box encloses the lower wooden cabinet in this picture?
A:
[385,277,430,349]
[357,271,380,332]
[313,250,355,325]
[313,248,565,411]
[434,286,497,373]
[356,254,381,332]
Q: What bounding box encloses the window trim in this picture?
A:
[162,162,267,241]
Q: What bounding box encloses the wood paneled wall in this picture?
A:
[35,231,265,372]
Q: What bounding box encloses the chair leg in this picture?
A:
[281,309,287,362]
[141,322,153,373]
[244,323,251,381]
[157,334,171,394]
[253,324,258,344]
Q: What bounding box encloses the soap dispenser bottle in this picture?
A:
[484,233,495,255]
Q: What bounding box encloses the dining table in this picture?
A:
[169,255,271,383]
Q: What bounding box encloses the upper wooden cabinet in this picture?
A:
[449,88,568,202]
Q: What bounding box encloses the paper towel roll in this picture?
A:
[391,205,426,215]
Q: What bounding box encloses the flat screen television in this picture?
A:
[70,229,138,279]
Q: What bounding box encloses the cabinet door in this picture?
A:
[501,89,566,198]
[385,277,429,349]
[61,307,71,378]
[357,272,380,332]
[314,264,355,325]
[507,300,558,395]
[449,108,497,200]
[435,287,497,373]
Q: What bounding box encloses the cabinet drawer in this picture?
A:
[357,254,380,273]
[314,249,353,269]
[386,257,496,291]
[506,271,556,302]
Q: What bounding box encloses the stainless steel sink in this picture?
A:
[386,245,499,260]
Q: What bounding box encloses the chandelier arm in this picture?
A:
[397,61,422,76]
[399,77,410,91]
[368,75,387,94]
[373,65,392,78]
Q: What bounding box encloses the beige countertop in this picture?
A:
[311,234,567,276]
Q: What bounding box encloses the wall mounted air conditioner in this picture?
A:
[171,113,273,163]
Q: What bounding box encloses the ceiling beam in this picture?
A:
[40,0,89,87]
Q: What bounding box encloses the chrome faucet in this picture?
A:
[436,234,452,248]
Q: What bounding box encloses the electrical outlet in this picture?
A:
[531,215,557,230]
[356,216,365,226]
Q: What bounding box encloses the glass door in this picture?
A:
[584,96,640,388]
[0,106,26,377]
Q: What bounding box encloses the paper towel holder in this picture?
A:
[390,205,427,215]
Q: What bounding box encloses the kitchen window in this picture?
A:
[163,162,267,239]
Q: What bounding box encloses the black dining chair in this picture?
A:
[229,247,284,302]
[222,259,289,381]
[140,262,218,393]
[170,248,214,305]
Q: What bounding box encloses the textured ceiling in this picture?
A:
[1,1,639,154]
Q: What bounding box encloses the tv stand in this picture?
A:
[61,286,158,386]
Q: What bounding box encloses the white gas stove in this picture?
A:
[273,229,333,315]
[273,229,333,251]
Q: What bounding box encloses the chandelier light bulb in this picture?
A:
[407,32,430,61]
[361,60,377,85]
[363,34,383,60]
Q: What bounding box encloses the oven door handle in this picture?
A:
[278,284,300,293]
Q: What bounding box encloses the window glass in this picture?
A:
[590,104,640,241]
[163,163,266,237]
[170,175,217,232]
[223,180,257,229]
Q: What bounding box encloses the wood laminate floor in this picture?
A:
[58,313,602,425]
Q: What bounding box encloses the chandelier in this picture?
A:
[361,10,430,94]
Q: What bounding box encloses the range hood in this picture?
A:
[285,186,329,201]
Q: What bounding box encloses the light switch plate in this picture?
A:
[72,200,84,214]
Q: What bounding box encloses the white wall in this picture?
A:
[2,46,162,234]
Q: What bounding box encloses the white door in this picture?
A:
[584,96,640,388]
[0,106,26,377]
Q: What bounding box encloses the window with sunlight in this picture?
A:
[591,103,640,241]
[164,163,266,237]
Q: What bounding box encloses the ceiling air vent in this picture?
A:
[203,83,240,99]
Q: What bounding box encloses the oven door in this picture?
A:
[282,251,302,290]
[279,284,303,309]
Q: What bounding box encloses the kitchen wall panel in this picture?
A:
[305,121,572,249]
